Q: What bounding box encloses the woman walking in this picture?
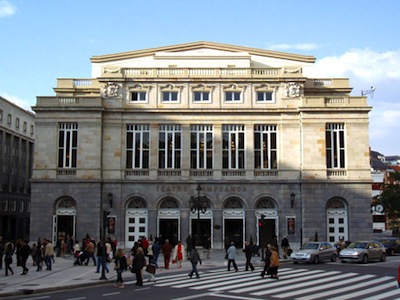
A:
[4,243,14,276]
[114,249,127,288]
[269,246,280,279]
[132,247,146,286]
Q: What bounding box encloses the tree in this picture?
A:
[379,171,400,233]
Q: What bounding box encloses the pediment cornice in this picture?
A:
[90,41,316,64]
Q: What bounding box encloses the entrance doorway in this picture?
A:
[191,219,211,247]
[259,218,276,247]
[57,215,74,238]
[224,219,243,249]
[159,219,179,246]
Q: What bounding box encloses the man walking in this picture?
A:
[227,241,238,272]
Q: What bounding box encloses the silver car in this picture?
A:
[290,242,337,264]
[339,240,386,263]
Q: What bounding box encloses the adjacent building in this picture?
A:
[0,96,35,241]
[31,41,373,249]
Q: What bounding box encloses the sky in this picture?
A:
[0,0,399,155]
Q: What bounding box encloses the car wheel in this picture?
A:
[331,254,337,262]
[362,254,368,264]
[313,255,319,264]
[341,260,346,263]
[381,253,386,262]
[293,261,298,264]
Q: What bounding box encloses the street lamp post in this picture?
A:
[99,193,113,280]
[189,184,208,247]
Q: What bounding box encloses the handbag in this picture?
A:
[145,264,156,274]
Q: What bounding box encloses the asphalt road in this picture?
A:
[6,255,400,300]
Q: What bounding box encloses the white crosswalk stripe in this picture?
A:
[152,267,400,299]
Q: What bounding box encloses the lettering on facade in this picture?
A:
[156,185,247,193]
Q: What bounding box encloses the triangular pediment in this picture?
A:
[91,41,315,64]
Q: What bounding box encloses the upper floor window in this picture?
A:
[131,91,147,102]
[254,125,277,169]
[23,122,27,133]
[257,91,273,102]
[15,118,20,129]
[126,124,150,169]
[58,123,78,168]
[326,123,345,169]
[222,124,245,169]
[7,114,11,125]
[193,92,210,102]
[190,125,213,169]
[162,92,178,102]
[159,125,181,169]
[0,109,3,122]
[225,91,241,102]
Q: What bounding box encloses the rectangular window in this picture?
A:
[0,109,3,122]
[254,125,277,169]
[257,91,273,102]
[131,91,147,102]
[15,118,20,129]
[159,125,181,169]
[190,125,213,169]
[7,114,11,125]
[162,92,178,102]
[225,92,241,102]
[126,124,150,169]
[193,92,210,102]
[222,125,245,169]
[30,125,34,135]
[23,122,27,133]
[58,123,78,168]
[326,123,345,168]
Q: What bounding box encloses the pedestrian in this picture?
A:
[132,247,146,286]
[269,246,280,279]
[44,238,54,271]
[0,236,4,270]
[272,235,280,258]
[73,240,81,266]
[30,243,37,267]
[19,240,31,275]
[152,239,161,269]
[281,236,290,259]
[205,236,211,259]
[260,244,272,278]
[146,244,157,282]
[114,248,127,288]
[83,238,96,266]
[243,241,255,271]
[95,241,109,273]
[185,235,193,257]
[188,248,202,278]
[36,240,44,271]
[227,241,239,272]
[4,243,14,276]
[173,240,185,268]
[162,239,172,269]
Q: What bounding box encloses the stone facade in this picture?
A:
[31,41,372,250]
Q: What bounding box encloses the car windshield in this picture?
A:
[301,243,319,250]
[347,242,367,249]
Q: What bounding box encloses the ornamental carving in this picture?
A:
[102,82,120,98]
[286,82,301,98]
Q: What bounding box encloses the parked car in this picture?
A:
[377,237,400,256]
[339,240,386,263]
[290,242,337,264]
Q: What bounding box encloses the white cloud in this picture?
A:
[0,0,16,17]
[308,49,400,81]
[1,93,34,113]
[269,43,320,51]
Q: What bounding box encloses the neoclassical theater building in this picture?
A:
[31,41,372,250]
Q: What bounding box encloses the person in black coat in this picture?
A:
[243,241,255,271]
[260,244,272,278]
[132,247,146,286]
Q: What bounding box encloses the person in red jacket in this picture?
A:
[162,239,173,269]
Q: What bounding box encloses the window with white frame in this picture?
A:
[193,91,210,102]
[222,125,245,169]
[131,91,147,102]
[126,124,150,169]
[190,125,213,169]
[254,125,277,169]
[162,91,178,102]
[159,125,181,169]
[257,91,273,102]
[58,123,78,168]
[326,123,346,168]
[225,91,241,102]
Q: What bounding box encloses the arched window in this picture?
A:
[223,197,243,209]
[55,197,76,209]
[327,197,346,209]
[255,197,276,209]
[159,197,179,209]
[127,197,147,209]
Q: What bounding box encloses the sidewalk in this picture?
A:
[0,250,270,297]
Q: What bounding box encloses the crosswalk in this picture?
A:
[151,267,400,300]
